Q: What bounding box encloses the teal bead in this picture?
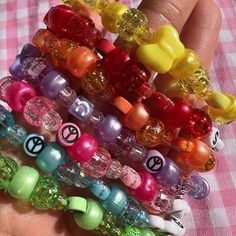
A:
[0,107,14,137]
[7,166,39,199]
[90,180,111,200]
[36,142,66,174]
[101,184,128,216]
[6,124,27,145]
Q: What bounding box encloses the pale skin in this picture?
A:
[0,0,222,235]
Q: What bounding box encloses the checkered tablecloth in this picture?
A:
[0,0,236,235]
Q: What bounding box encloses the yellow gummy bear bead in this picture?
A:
[136,25,185,73]
[206,91,236,124]
[169,49,200,79]
[101,2,129,33]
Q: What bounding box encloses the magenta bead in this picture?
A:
[67,133,98,163]
[5,82,36,112]
[129,172,157,201]
[83,147,112,178]
[119,165,141,189]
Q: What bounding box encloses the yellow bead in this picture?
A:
[136,25,185,73]
[169,49,200,79]
[206,91,236,124]
[101,2,128,33]
[134,26,153,45]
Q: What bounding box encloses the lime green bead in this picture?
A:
[140,229,156,236]
[74,199,104,230]
[121,226,142,236]
[0,156,18,189]
[30,176,63,210]
[8,166,39,200]
[67,196,87,213]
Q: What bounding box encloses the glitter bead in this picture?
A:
[121,226,141,236]
[56,86,77,108]
[0,107,14,137]
[106,160,122,179]
[0,155,19,190]
[6,124,27,145]
[0,76,17,101]
[119,166,141,189]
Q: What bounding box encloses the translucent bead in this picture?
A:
[0,107,14,137]
[84,109,104,129]
[74,168,93,188]
[41,111,62,131]
[56,86,77,108]
[121,226,141,236]
[0,155,19,189]
[106,160,122,179]
[83,147,112,178]
[90,179,111,200]
[30,176,63,210]
[0,76,17,101]
[6,124,27,145]
[129,142,147,162]
[134,27,153,45]
[117,9,148,41]
[136,118,165,147]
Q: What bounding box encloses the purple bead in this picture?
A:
[144,150,165,174]
[96,115,122,143]
[154,158,180,187]
[40,70,68,99]
[18,44,41,62]
[69,96,94,121]
[9,56,24,79]
[188,175,210,199]
[56,86,77,108]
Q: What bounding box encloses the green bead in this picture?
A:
[140,229,156,236]
[121,226,142,236]
[0,155,18,189]
[8,166,39,200]
[30,176,61,210]
[74,199,104,230]
[67,196,87,213]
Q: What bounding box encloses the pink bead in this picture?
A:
[119,165,142,189]
[5,82,36,112]
[57,122,81,147]
[67,133,98,163]
[23,96,54,127]
[106,160,123,179]
[129,171,157,201]
[83,147,112,178]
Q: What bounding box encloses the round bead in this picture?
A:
[40,70,68,99]
[67,133,98,163]
[121,226,141,236]
[57,122,81,147]
[36,142,66,174]
[7,166,39,200]
[136,118,165,147]
[74,198,103,230]
[96,115,122,142]
[106,160,123,179]
[5,82,36,112]
[23,133,45,157]
[154,158,180,186]
[123,102,150,131]
[83,147,112,178]
[0,107,14,137]
[66,46,97,77]
[144,150,165,174]
[89,180,111,200]
[129,172,157,201]
[6,124,27,145]
[112,96,133,115]
[101,184,128,215]
[119,165,142,189]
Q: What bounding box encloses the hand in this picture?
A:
[0,0,221,235]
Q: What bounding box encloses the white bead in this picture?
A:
[163,216,186,236]
[169,199,191,219]
[149,215,165,230]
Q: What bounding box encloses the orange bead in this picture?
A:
[123,102,150,131]
[194,149,216,172]
[66,46,98,77]
[112,96,133,115]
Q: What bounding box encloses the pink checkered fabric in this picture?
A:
[0,0,236,235]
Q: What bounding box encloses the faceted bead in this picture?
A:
[40,70,68,99]
[83,147,112,178]
[6,124,27,145]
[67,133,98,163]
[0,76,18,101]
[101,184,128,215]
[136,118,165,147]
[121,226,141,236]
[106,160,122,179]
[0,107,14,137]
[119,166,141,189]
[41,111,62,131]
[69,95,94,121]
[23,96,54,127]
[30,176,61,210]
[96,115,122,143]
[57,122,81,147]
[36,142,66,174]
[5,81,36,112]
[0,155,19,189]
[56,86,77,108]
[8,166,39,200]
[23,133,45,157]
[144,150,165,174]
[90,179,111,200]
[180,109,212,138]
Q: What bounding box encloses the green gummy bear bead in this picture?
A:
[121,226,142,236]
[74,199,104,230]
[8,166,39,200]
[30,176,63,210]
[140,229,156,236]
[0,155,18,189]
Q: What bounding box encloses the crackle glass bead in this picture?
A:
[0,107,14,137]
[56,86,77,108]
[106,160,122,179]
[6,124,27,145]
[0,155,19,190]
[0,76,17,101]
[30,176,63,210]
[41,110,62,131]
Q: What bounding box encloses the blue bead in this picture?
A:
[36,142,66,174]
[0,107,14,137]
[90,180,111,200]
[6,124,27,145]
[101,184,128,216]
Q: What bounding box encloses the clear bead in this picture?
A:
[74,168,93,188]
[84,109,104,129]
[41,111,62,131]
[129,143,147,162]
[106,160,122,179]
[6,124,27,145]
[0,76,17,101]
[56,86,77,108]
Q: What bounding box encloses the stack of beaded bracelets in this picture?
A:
[0,1,233,236]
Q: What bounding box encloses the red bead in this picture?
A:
[129,171,157,201]
[96,39,115,54]
[180,109,212,138]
